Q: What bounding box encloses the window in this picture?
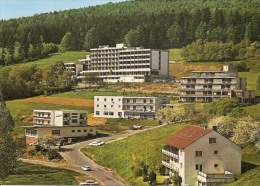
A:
[78,130,81,132]
[195,164,203,171]
[150,99,153,103]
[84,130,87,132]
[180,163,183,168]
[195,151,203,157]
[111,105,113,108]
[118,112,122,117]
[104,105,107,108]
[97,104,99,107]
[52,130,60,136]
[31,130,38,136]
[150,106,153,110]
[90,129,93,132]
[26,129,31,136]
[71,130,75,133]
[97,98,99,101]
[104,98,107,101]
[119,105,121,108]
[214,164,218,168]
[214,151,218,155]
[209,138,216,144]
[109,112,114,116]
[111,98,114,101]
[144,99,146,103]
[104,111,108,115]
[119,99,121,102]
[72,119,78,123]
[96,111,100,115]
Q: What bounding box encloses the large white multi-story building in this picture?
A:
[180,65,255,103]
[162,125,241,186]
[21,110,96,144]
[94,96,195,120]
[78,43,169,82]
[94,96,170,119]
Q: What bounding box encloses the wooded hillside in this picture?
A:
[0,0,259,65]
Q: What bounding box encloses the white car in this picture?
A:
[79,180,99,186]
[81,166,91,171]
[133,125,143,129]
[89,140,105,147]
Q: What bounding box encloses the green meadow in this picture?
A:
[0,162,81,185]
[11,51,88,69]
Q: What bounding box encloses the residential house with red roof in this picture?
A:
[161,125,241,186]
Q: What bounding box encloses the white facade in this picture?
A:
[22,110,96,144]
[64,63,83,76]
[180,65,255,103]
[162,125,241,186]
[94,96,170,119]
[78,43,169,82]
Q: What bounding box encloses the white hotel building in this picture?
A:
[21,110,96,144]
[78,43,169,82]
[94,96,195,120]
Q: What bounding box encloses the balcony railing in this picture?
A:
[161,149,179,159]
[79,117,87,120]
[63,117,71,121]
[123,109,155,113]
[161,160,179,172]
[33,116,51,120]
[197,171,234,183]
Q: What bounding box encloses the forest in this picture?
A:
[0,0,259,66]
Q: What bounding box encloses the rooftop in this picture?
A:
[163,125,212,149]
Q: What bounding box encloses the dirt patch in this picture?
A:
[88,114,107,126]
[97,124,129,134]
[13,97,94,107]
[20,114,33,123]
[169,63,222,79]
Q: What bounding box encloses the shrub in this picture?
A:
[47,149,63,160]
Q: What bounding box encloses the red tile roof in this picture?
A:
[163,125,212,149]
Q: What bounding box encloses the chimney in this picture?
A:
[213,126,217,132]
[204,125,207,130]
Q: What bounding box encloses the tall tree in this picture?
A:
[59,32,73,51]
[0,91,17,182]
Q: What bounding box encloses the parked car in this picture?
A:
[133,125,143,129]
[79,180,99,185]
[81,166,91,171]
[129,125,136,130]
[89,140,105,147]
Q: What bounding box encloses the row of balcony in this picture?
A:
[33,116,51,119]
[180,94,232,97]
[197,170,234,183]
[182,81,236,85]
[123,102,154,105]
[161,149,179,159]
[180,88,232,91]
[161,160,179,172]
[123,109,155,113]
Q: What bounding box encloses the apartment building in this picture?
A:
[78,43,169,82]
[94,96,170,119]
[180,65,255,103]
[21,110,96,144]
[64,63,83,76]
[162,125,241,186]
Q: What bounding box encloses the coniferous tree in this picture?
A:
[0,91,17,182]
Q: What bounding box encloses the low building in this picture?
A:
[21,110,96,144]
[180,65,255,103]
[162,125,241,186]
[94,96,195,119]
[78,43,169,82]
[64,63,83,77]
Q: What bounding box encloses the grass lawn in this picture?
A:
[238,71,259,94]
[6,101,93,135]
[169,48,182,62]
[11,51,88,70]
[243,104,260,120]
[49,90,147,99]
[105,118,159,127]
[82,122,189,185]
[0,161,82,185]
